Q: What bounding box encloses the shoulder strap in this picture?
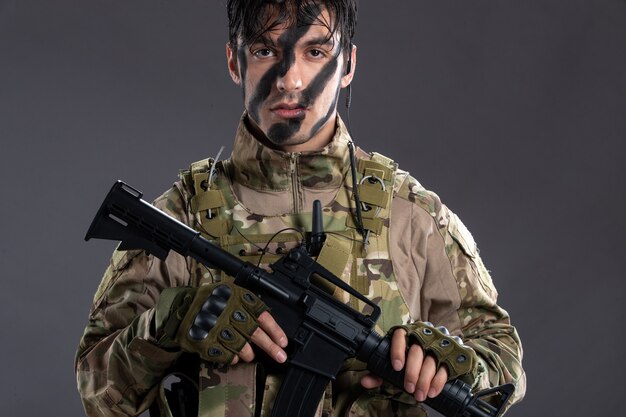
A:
[179,158,231,239]
[345,153,397,235]
[179,158,210,191]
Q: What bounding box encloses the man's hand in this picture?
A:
[155,283,287,364]
[361,321,479,401]
[361,327,448,402]
[230,310,288,364]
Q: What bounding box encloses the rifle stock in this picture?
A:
[86,181,515,417]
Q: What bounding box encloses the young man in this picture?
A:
[76,1,526,416]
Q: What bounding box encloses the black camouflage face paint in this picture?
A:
[299,51,340,140]
[245,4,344,145]
[266,51,340,143]
[247,10,318,123]
[308,81,341,139]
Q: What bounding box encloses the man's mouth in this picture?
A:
[271,102,307,119]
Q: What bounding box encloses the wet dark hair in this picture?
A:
[227,0,357,52]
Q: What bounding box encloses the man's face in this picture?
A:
[227,7,355,150]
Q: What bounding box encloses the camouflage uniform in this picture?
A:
[76,116,526,416]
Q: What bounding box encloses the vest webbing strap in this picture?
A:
[201,219,231,239]
[181,158,232,239]
[346,153,398,307]
[356,184,388,209]
[357,154,396,180]
[346,153,396,236]
[345,216,384,236]
[190,190,225,212]
[316,233,353,279]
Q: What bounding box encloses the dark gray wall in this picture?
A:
[1,0,625,416]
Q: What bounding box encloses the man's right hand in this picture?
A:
[154,283,288,364]
[231,310,288,364]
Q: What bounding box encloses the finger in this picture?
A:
[257,311,288,348]
[390,328,407,371]
[428,366,449,398]
[360,374,384,389]
[403,344,424,394]
[415,355,437,402]
[238,342,255,362]
[250,327,287,363]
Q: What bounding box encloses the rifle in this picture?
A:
[85,181,515,417]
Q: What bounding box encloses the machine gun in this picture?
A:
[85,181,515,417]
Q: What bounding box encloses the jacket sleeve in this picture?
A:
[75,185,193,416]
[400,176,526,408]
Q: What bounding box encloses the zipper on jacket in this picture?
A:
[289,153,301,213]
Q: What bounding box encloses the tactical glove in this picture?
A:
[155,282,268,363]
[390,321,479,385]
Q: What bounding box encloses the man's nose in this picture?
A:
[276,60,303,92]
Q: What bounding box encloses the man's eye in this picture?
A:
[308,49,324,58]
[253,48,275,58]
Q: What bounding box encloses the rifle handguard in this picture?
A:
[390,322,479,383]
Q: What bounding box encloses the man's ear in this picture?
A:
[341,44,357,88]
[226,42,242,85]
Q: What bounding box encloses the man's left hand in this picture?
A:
[360,327,448,402]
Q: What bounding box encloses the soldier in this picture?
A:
[76,1,526,416]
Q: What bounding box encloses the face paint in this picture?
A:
[298,51,340,139]
[248,4,321,124]
[308,82,341,139]
[247,20,313,124]
[265,48,340,143]
[240,5,347,149]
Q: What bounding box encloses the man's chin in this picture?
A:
[267,123,305,145]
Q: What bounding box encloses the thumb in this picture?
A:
[360,374,384,389]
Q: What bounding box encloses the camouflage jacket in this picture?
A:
[76,116,525,417]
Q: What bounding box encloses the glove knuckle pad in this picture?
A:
[175,282,268,363]
[390,322,478,381]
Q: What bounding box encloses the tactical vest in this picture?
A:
[157,152,420,417]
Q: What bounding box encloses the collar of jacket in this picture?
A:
[228,114,353,192]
